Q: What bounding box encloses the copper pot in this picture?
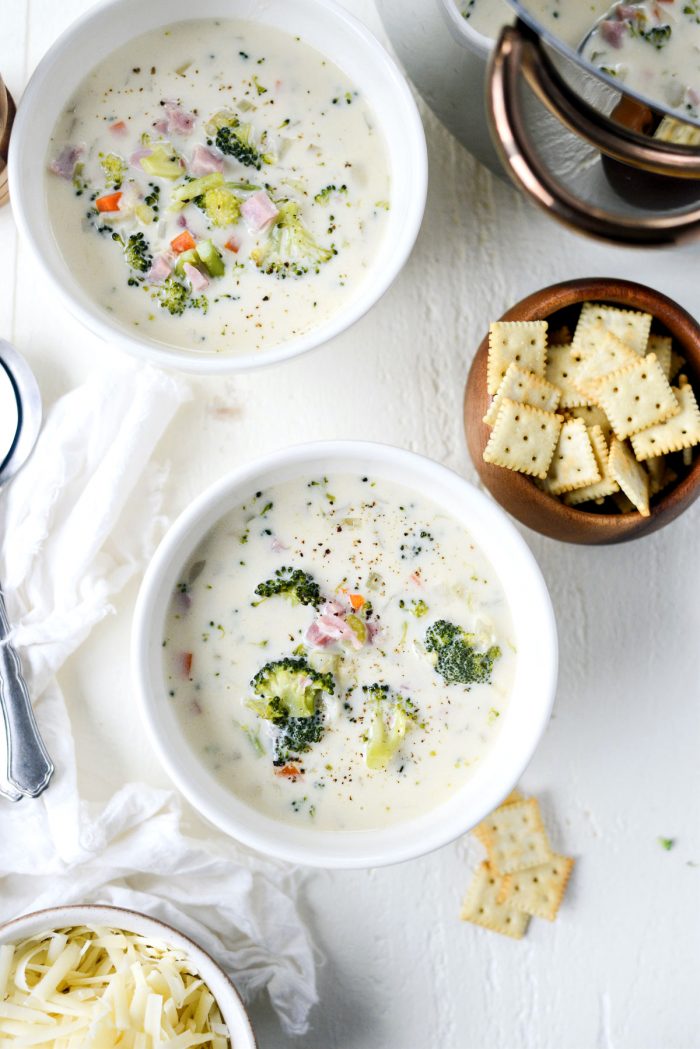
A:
[487,8,700,246]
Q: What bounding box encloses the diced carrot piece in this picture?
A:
[348,593,365,611]
[170,230,196,254]
[224,237,240,253]
[275,764,301,779]
[178,651,193,678]
[109,120,127,134]
[96,192,123,212]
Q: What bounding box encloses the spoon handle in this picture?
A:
[0,587,54,797]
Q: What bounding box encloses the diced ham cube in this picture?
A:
[306,600,364,650]
[184,262,209,291]
[189,144,224,176]
[241,190,279,232]
[147,255,173,284]
[600,19,627,47]
[49,145,84,179]
[162,100,196,135]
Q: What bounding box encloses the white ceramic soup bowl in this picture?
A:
[132,441,558,869]
[0,904,257,1048]
[9,0,427,374]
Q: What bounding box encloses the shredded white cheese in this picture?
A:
[0,926,231,1048]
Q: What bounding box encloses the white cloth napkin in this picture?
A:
[0,363,317,1036]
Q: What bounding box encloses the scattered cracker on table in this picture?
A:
[543,418,600,496]
[483,362,561,427]
[590,354,679,440]
[483,399,563,479]
[563,424,619,505]
[461,791,574,940]
[609,437,650,516]
[460,861,530,939]
[630,381,700,460]
[545,343,589,409]
[647,334,672,378]
[497,854,575,922]
[487,320,548,395]
[473,797,553,875]
[573,302,651,356]
[574,326,639,396]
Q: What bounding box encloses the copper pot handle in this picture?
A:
[488,24,700,245]
[0,78,16,208]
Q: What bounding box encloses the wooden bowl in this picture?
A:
[0,78,15,208]
[464,278,700,544]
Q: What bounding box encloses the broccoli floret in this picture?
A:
[272,712,324,765]
[313,183,348,205]
[249,657,335,721]
[152,277,189,316]
[362,683,415,770]
[170,173,225,210]
[254,566,321,608]
[215,120,272,169]
[424,620,501,686]
[124,232,152,273]
[411,599,429,618]
[251,201,335,278]
[100,152,127,189]
[152,276,208,316]
[199,185,242,227]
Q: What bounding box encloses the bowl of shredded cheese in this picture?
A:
[0,904,256,1048]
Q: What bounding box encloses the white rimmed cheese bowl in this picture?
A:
[0,904,257,1048]
[132,441,558,869]
[9,0,427,374]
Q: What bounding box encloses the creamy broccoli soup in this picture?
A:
[162,475,516,832]
[462,0,700,121]
[46,20,390,357]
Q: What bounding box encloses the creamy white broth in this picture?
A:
[581,1,700,119]
[46,20,390,357]
[162,475,516,832]
[459,1,605,45]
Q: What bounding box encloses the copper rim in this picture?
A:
[488,24,700,245]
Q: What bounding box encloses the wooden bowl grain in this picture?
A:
[464,277,700,544]
[0,78,15,208]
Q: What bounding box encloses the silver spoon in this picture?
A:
[0,339,53,800]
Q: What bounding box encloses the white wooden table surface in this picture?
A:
[2,2,699,1047]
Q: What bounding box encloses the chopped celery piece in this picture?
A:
[141,144,184,180]
[197,239,225,277]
